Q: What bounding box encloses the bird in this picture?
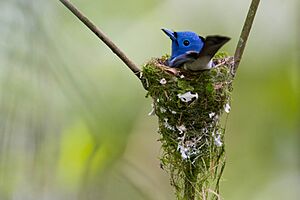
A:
[162,28,230,71]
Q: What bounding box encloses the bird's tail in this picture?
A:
[198,36,231,61]
[184,36,230,71]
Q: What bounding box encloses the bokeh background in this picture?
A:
[0,0,299,199]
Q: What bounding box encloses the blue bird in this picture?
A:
[162,28,230,71]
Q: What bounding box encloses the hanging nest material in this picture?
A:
[142,53,234,200]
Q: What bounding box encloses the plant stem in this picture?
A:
[184,180,196,200]
[58,0,142,78]
[233,0,261,74]
[184,165,197,200]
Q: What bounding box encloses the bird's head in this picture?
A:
[162,28,204,60]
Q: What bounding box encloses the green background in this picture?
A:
[0,0,299,199]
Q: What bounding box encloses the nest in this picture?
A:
[142,53,234,200]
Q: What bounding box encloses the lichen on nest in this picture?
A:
[142,53,234,200]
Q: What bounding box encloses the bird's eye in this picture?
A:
[183,40,190,46]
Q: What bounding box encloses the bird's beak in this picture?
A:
[161,28,176,41]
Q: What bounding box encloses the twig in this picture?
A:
[233,0,261,74]
[58,0,142,79]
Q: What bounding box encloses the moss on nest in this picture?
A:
[142,53,234,200]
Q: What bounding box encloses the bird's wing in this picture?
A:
[168,51,199,67]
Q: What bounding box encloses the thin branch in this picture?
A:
[233,0,261,74]
[58,0,142,79]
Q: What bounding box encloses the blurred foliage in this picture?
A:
[0,0,299,200]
